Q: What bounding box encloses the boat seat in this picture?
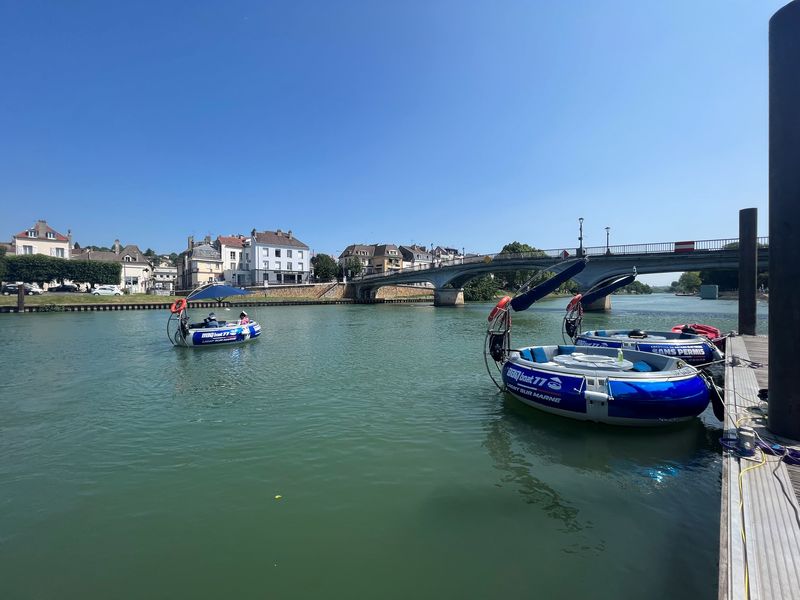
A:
[595,330,607,337]
[558,345,576,355]
[632,361,654,372]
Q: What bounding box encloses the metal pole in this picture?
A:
[605,227,610,254]
[768,1,800,439]
[578,217,584,256]
[738,208,757,335]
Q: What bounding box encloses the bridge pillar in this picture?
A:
[768,1,800,440]
[583,295,611,312]
[434,288,464,306]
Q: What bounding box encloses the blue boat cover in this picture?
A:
[509,259,587,312]
[188,284,251,301]
[580,274,636,306]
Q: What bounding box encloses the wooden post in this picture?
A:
[17,285,25,313]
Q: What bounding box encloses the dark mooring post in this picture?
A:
[769,1,800,440]
[738,208,757,335]
[17,285,25,313]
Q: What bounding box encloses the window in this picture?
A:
[298,262,304,271]
[28,229,37,238]
[275,249,281,257]
[46,231,55,239]
[124,276,139,285]
[298,250,303,258]
[275,261,281,270]
[124,256,132,262]
[263,261,269,270]
[230,262,236,270]
[287,249,292,258]
[230,251,236,259]
[23,245,33,254]
[287,262,293,271]
[55,248,64,258]
[263,248,269,257]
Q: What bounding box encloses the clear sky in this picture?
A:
[0,0,785,284]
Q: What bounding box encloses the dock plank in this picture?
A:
[720,335,800,600]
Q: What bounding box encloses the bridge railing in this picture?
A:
[355,237,769,281]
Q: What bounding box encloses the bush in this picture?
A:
[5,255,121,286]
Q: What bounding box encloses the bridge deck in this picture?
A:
[719,335,800,599]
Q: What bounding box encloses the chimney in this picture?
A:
[288,230,293,239]
[276,229,283,236]
[204,235,211,245]
[251,228,256,237]
[188,235,194,250]
[113,239,121,254]
[67,229,72,248]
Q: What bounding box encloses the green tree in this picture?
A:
[168,252,179,266]
[144,248,157,259]
[5,255,121,286]
[0,246,6,281]
[496,241,545,291]
[464,274,498,301]
[311,253,338,281]
[340,256,363,278]
[616,281,652,295]
[677,271,702,293]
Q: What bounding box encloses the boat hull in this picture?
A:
[182,322,262,347]
[501,352,710,426]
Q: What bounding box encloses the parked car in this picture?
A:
[92,285,123,296]
[49,283,79,293]
[1,283,43,295]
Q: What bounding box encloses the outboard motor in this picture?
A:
[489,332,508,362]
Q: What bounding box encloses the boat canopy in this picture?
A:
[510,258,587,312]
[187,284,251,302]
[580,273,636,306]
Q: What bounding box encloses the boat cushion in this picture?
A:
[532,347,548,363]
[520,349,534,362]
[595,330,607,337]
[632,361,653,372]
[558,345,576,355]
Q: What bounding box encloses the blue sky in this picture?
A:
[0,1,785,284]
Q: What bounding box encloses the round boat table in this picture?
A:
[553,353,634,371]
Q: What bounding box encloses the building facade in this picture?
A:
[13,220,72,259]
[248,229,310,285]
[177,236,223,290]
[216,235,250,286]
[369,244,402,274]
[71,240,152,293]
[150,258,178,293]
[338,244,375,275]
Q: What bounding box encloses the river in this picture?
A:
[0,294,768,599]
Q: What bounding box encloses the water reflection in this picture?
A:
[171,343,260,406]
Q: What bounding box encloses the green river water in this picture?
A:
[0,294,768,599]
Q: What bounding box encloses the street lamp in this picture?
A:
[578,217,584,256]
[605,226,610,254]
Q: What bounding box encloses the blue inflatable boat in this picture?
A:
[573,329,723,367]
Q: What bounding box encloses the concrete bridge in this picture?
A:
[352,237,769,307]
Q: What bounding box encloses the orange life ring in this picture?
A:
[488,296,512,321]
[170,298,187,314]
[566,294,582,312]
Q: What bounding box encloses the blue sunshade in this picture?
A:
[510,259,587,312]
[188,284,252,301]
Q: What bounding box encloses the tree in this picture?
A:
[168,252,179,266]
[677,271,702,293]
[340,256,363,278]
[495,241,545,291]
[0,246,6,281]
[311,253,338,281]
[616,281,652,295]
[464,274,498,301]
[5,255,121,286]
[144,248,157,259]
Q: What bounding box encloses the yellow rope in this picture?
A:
[738,449,767,599]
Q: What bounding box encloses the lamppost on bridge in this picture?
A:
[605,226,610,255]
[578,217,584,257]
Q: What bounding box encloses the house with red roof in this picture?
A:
[12,220,72,260]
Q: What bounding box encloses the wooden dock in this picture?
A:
[720,335,800,599]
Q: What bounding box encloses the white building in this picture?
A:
[13,220,72,259]
[150,257,177,293]
[216,235,250,286]
[71,240,152,293]
[248,229,310,285]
